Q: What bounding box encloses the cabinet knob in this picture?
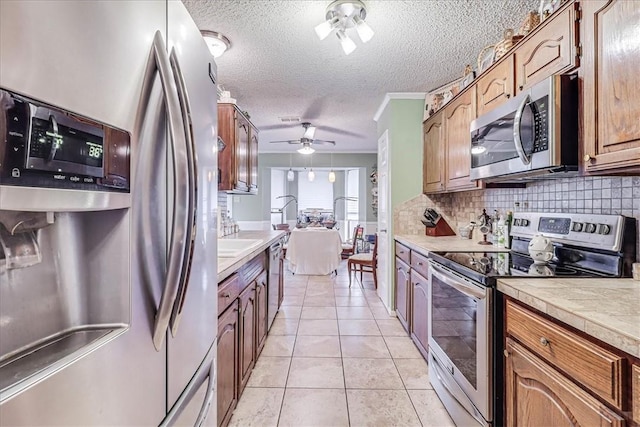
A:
[505,94,511,99]
[519,85,524,91]
[540,337,550,347]
[583,154,595,162]
[503,349,510,358]
[222,292,231,298]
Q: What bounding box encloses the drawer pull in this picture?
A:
[222,292,231,298]
[540,337,550,346]
[418,262,423,266]
[504,349,510,358]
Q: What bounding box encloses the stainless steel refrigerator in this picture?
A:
[0,1,218,425]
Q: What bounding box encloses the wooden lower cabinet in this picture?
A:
[409,269,429,359]
[238,283,256,394]
[255,270,268,358]
[395,257,410,333]
[505,338,625,427]
[633,365,640,424]
[217,300,239,427]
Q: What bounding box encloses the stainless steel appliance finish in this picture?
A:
[428,261,492,427]
[427,212,636,427]
[268,240,283,329]
[470,75,578,181]
[0,1,218,425]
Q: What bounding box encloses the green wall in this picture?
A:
[231,153,378,222]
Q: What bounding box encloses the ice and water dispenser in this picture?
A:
[0,89,131,399]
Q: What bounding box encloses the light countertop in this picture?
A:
[394,234,508,254]
[217,230,286,282]
[498,278,640,358]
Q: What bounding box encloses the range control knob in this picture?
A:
[599,224,611,235]
[572,222,583,232]
[521,219,530,227]
[584,223,597,233]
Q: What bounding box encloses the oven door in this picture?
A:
[428,261,492,422]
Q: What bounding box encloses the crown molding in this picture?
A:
[373,92,426,122]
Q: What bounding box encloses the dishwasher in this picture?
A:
[267,240,283,329]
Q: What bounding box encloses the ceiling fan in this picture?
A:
[268,122,336,154]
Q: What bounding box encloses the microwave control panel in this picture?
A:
[0,88,130,192]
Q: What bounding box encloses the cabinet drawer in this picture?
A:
[506,300,624,409]
[633,365,640,424]
[218,273,241,313]
[410,250,429,279]
[395,241,410,265]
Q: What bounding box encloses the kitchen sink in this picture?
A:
[217,238,264,257]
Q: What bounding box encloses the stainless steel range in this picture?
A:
[427,212,636,427]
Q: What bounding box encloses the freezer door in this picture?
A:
[0,2,168,423]
[165,1,219,409]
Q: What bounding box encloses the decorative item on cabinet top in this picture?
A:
[539,0,565,22]
[494,29,524,61]
[460,65,476,90]
[423,77,463,121]
[477,44,496,74]
[519,11,541,35]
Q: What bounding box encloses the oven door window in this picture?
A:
[431,273,478,388]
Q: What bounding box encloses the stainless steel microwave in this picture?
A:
[469,75,578,181]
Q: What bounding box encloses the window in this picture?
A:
[298,171,333,211]
[271,169,285,224]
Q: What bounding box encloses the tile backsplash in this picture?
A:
[394,176,640,261]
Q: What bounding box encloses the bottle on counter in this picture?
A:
[496,215,506,248]
[504,210,513,249]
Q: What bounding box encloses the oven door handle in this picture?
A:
[513,93,532,165]
[430,263,486,300]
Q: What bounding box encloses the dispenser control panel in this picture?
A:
[0,88,130,191]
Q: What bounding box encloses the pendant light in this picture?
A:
[308,156,315,182]
[287,154,295,181]
[328,153,336,183]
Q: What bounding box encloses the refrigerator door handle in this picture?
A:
[167,48,198,338]
[194,359,216,426]
[140,31,190,351]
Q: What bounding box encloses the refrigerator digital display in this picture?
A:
[29,117,104,168]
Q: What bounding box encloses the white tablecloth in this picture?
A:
[285,228,343,275]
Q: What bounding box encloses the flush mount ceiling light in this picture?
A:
[201,31,231,58]
[297,143,316,155]
[314,0,374,55]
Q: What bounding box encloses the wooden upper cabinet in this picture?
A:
[218,103,257,193]
[444,86,481,191]
[514,2,579,93]
[423,112,445,193]
[581,0,640,174]
[476,55,515,116]
[248,124,259,194]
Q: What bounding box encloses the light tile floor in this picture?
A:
[229,260,455,427]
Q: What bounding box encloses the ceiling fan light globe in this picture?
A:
[308,169,315,181]
[328,170,336,183]
[297,145,315,155]
[287,168,295,181]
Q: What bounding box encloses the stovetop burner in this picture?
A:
[429,250,611,286]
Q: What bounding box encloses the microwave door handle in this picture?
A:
[46,114,59,162]
[142,31,189,352]
[168,48,198,338]
[430,263,486,300]
[513,94,532,165]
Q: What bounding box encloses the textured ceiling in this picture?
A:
[183,0,539,153]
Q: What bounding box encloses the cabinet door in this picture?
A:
[217,300,239,427]
[235,114,250,192]
[410,269,429,359]
[514,2,579,93]
[217,104,236,192]
[278,254,284,307]
[255,270,268,358]
[444,86,481,191]
[238,283,256,394]
[581,0,640,173]
[505,338,625,427]
[395,257,410,333]
[248,125,259,194]
[633,365,640,424]
[476,55,514,116]
[423,112,445,194]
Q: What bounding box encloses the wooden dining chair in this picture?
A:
[341,225,363,259]
[347,233,377,289]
